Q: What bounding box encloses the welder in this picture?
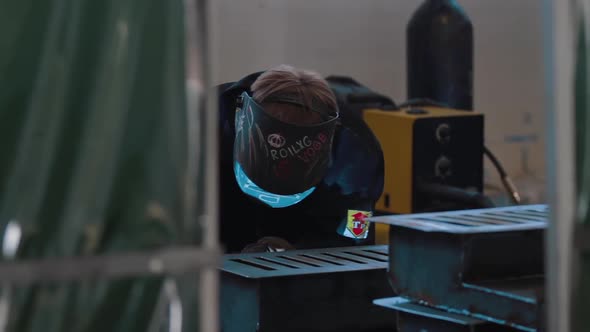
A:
[217,65,385,253]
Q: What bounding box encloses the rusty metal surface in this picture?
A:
[374,204,547,332]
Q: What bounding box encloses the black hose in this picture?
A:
[483,146,522,204]
[417,182,495,209]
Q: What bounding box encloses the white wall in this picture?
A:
[211,0,547,203]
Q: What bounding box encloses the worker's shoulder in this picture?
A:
[321,76,388,202]
[322,123,384,203]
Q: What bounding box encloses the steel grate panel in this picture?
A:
[445,214,519,225]
[369,204,548,234]
[222,245,389,278]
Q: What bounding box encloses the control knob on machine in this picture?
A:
[435,123,451,144]
[435,156,452,178]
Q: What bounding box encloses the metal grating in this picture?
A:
[374,297,489,326]
[221,245,389,278]
[370,204,548,234]
[373,297,521,331]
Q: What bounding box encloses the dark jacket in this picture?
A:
[218,72,385,253]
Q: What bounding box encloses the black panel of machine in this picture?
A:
[412,114,484,212]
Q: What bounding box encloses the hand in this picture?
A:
[241,236,295,253]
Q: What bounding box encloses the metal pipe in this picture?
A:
[543,0,576,330]
[183,0,220,331]
[0,247,219,285]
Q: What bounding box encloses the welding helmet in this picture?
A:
[233,91,339,208]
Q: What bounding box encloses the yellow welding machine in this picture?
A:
[363,106,484,244]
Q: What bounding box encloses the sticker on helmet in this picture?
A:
[267,133,286,148]
[343,210,372,239]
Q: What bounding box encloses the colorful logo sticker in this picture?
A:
[343,210,372,239]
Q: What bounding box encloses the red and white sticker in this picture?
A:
[343,210,372,239]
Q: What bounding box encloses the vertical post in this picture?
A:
[201,0,220,329]
[184,0,219,331]
[543,0,576,331]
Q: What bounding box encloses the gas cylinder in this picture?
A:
[407,0,473,110]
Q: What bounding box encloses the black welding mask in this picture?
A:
[233,91,339,208]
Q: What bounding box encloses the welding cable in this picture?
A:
[416,182,495,209]
[483,146,522,205]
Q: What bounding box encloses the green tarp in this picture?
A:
[0,0,203,330]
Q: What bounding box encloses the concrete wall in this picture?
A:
[211,0,547,203]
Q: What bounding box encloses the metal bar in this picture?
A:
[223,258,279,276]
[0,247,219,285]
[320,251,383,266]
[363,247,389,255]
[450,215,516,225]
[501,211,547,221]
[276,254,323,267]
[343,249,389,262]
[543,0,576,330]
[419,216,485,226]
[254,256,308,269]
[478,213,535,223]
[183,0,220,331]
